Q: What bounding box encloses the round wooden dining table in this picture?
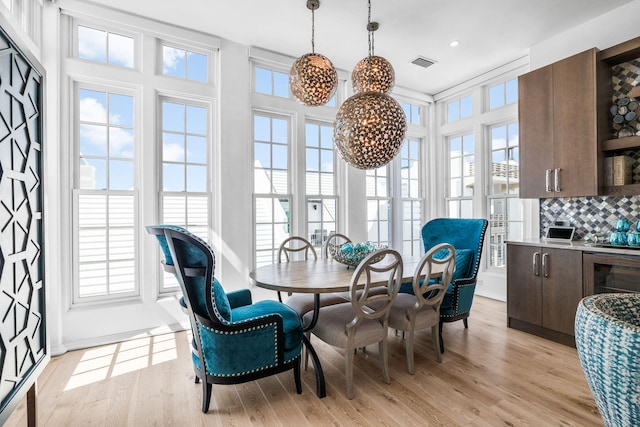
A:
[249,254,436,398]
[250,256,424,294]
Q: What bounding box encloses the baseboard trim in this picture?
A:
[508,318,576,347]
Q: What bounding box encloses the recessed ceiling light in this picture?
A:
[449,40,460,47]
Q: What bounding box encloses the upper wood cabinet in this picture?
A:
[518,48,610,198]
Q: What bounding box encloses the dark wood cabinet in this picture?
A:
[518,65,554,198]
[518,48,610,198]
[541,248,583,335]
[507,244,542,325]
[507,243,583,345]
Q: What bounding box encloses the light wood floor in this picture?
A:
[5,296,602,426]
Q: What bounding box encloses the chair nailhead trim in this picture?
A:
[198,321,281,376]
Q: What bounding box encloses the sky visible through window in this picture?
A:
[402,102,421,125]
[78,26,134,67]
[489,78,518,110]
[255,67,289,97]
[162,101,207,192]
[447,96,472,122]
[162,45,208,82]
[79,89,134,190]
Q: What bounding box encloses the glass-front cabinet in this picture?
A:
[583,252,640,295]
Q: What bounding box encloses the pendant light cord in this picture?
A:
[311,7,315,54]
[367,0,374,57]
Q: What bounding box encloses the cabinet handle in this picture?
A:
[554,168,561,192]
[542,252,549,278]
[545,169,552,192]
[532,252,540,276]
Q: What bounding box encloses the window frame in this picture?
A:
[439,73,522,275]
[487,77,518,111]
[73,19,138,70]
[72,80,140,305]
[157,95,212,293]
[399,137,424,256]
[487,120,522,269]
[68,13,220,307]
[253,64,291,99]
[445,132,475,218]
[366,165,392,247]
[446,95,473,123]
[304,119,339,252]
[158,40,212,83]
[252,110,293,267]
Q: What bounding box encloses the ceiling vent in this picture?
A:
[411,56,436,69]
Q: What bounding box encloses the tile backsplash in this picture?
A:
[540,196,640,240]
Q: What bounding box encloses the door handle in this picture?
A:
[545,169,552,192]
[554,168,561,192]
[532,252,540,276]
[542,252,549,278]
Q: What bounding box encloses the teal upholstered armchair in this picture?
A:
[417,218,488,351]
[146,224,188,306]
[146,225,304,413]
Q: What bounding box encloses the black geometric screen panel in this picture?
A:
[0,25,46,422]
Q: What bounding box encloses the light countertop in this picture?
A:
[507,238,640,256]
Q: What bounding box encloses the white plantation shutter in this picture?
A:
[76,192,136,300]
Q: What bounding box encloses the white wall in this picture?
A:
[530,0,640,69]
[214,39,253,289]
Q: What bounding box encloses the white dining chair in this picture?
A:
[302,248,403,399]
[387,243,455,373]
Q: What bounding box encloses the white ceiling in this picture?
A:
[89,0,633,95]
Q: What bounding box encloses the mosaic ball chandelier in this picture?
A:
[334,91,406,169]
[351,23,395,94]
[334,0,406,170]
[290,0,338,106]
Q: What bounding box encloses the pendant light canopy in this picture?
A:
[290,0,338,106]
[333,0,406,170]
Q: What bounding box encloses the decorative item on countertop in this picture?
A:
[328,241,387,268]
[616,218,631,232]
[610,96,639,138]
[628,232,640,247]
[609,231,628,246]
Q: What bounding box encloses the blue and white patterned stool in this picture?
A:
[575,293,640,427]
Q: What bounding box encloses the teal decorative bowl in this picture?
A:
[328,241,386,267]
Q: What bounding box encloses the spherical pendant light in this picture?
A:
[333,91,407,170]
[290,53,338,106]
[289,0,338,106]
[352,55,395,94]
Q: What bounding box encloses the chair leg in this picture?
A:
[294,357,302,394]
[432,324,442,363]
[345,348,355,399]
[439,321,445,354]
[201,381,212,413]
[303,332,311,370]
[405,329,415,375]
[463,317,468,329]
[379,339,390,384]
[277,291,283,302]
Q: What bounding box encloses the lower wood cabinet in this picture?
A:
[507,243,583,346]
